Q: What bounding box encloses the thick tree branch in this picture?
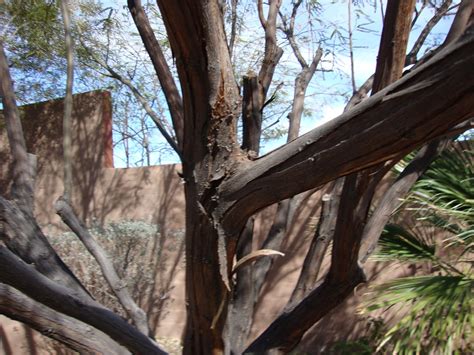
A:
[358,139,448,263]
[55,197,150,336]
[0,283,129,354]
[0,197,91,300]
[0,245,167,354]
[127,0,184,149]
[288,180,343,305]
[219,32,474,235]
[372,0,417,92]
[157,0,240,164]
[0,41,34,214]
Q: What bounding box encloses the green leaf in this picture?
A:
[372,224,436,263]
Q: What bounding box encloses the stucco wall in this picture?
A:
[0,91,413,354]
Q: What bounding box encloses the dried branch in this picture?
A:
[0,41,34,214]
[358,139,448,263]
[0,244,167,354]
[406,0,453,65]
[257,0,266,29]
[228,0,238,56]
[127,0,184,149]
[443,0,474,45]
[288,180,343,305]
[245,176,368,352]
[259,0,284,97]
[55,197,150,336]
[60,0,74,202]
[0,196,92,299]
[0,283,129,354]
[372,0,417,92]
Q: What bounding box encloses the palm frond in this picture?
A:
[364,275,473,354]
[372,224,436,263]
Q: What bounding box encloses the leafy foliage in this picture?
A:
[363,141,473,354]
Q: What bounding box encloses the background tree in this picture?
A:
[0,0,473,354]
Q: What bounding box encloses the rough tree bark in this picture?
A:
[154,1,473,353]
[1,1,473,354]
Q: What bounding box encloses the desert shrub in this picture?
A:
[49,220,185,321]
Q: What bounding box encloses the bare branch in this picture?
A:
[443,0,474,45]
[55,197,150,336]
[0,283,129,354]
[228,0,238,56]
[105,64,183,161]
[287,48,322,141]
[288,180,343,305]
[0,245,167,354]
[0,196,92,299]
[358,139,448,263]
[259,0,284,97]
[257,0,266,29]
[245,175,368,352]
[344,74,374,111]
[406,0,453,65]
[372,0,417,92]
[60,0,74,202]
[0,41,34,214]
[279,0,306,68]
[241,74,262,152]
[127,0,184,149]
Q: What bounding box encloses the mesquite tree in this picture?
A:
[1,0,473,354]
